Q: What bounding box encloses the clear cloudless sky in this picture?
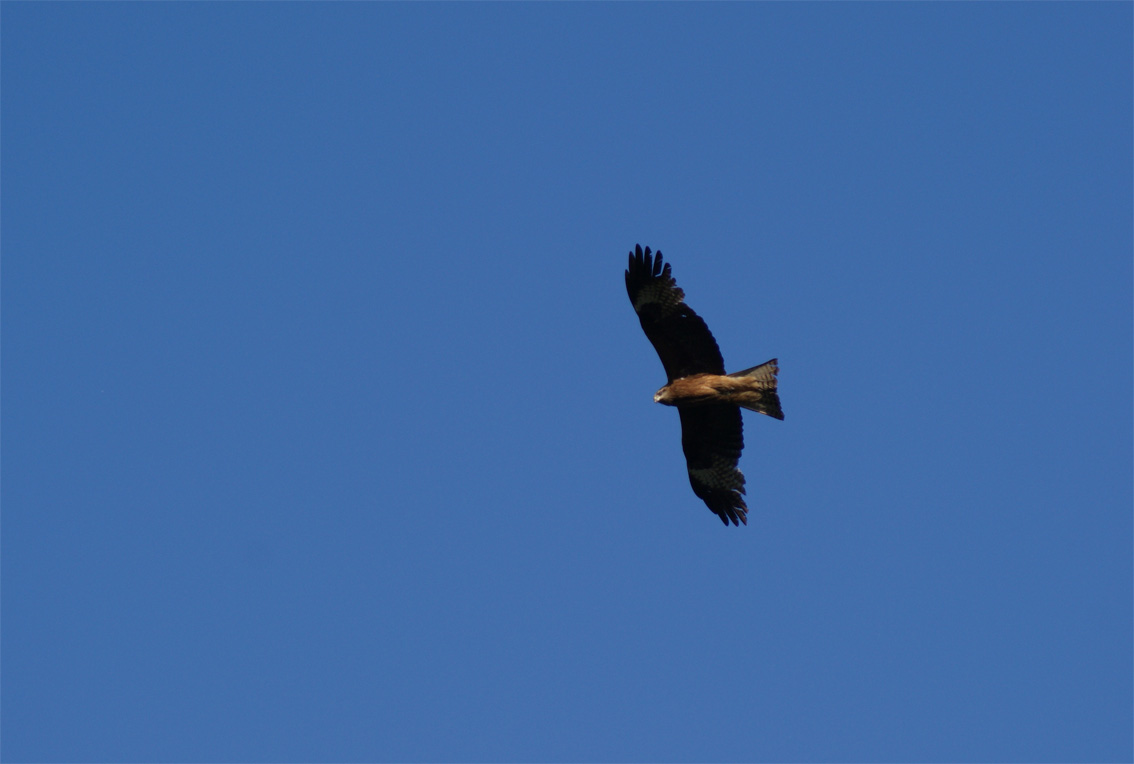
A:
[3,3,1131,762]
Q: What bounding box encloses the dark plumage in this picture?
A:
[625,245,783,526]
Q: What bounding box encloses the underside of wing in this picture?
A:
[625,245,725,382]
[679,405,748,526]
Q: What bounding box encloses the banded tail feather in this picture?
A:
[728,358,784,420]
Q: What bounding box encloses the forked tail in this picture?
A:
[727,358,784,420]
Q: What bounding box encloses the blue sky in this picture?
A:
[3,3,1131,762]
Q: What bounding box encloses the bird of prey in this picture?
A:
[625,245,783,526]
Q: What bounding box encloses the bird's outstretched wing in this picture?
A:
[679,405,748,526]
[625,245,725,382]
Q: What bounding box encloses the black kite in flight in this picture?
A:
[626,245,783,526]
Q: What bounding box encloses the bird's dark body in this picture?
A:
[625,245,783,526]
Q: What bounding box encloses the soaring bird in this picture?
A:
[626,245,783,526]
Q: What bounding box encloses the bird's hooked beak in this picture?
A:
[653,389,665,404]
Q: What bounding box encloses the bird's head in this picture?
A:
[654,386,673,406]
